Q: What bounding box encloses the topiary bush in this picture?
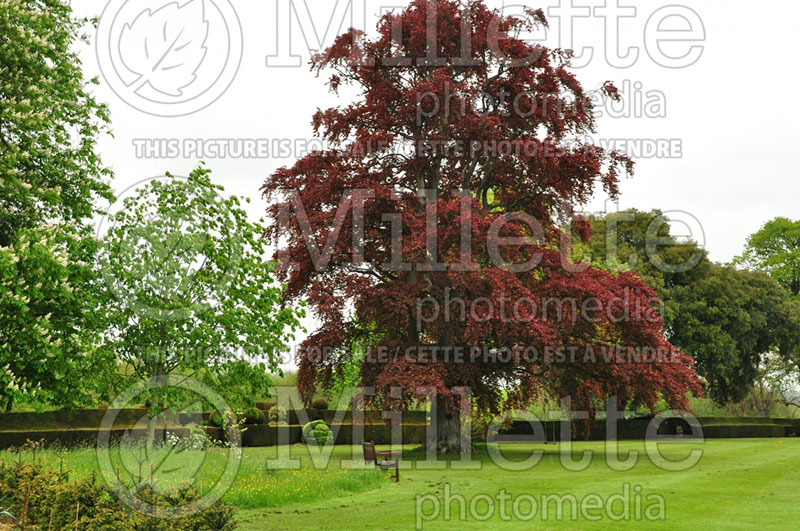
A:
[311,397,329,410]
[302,420,334,446]
[242,407,265,425]
[255,400,275,411]
[267,405,288,426]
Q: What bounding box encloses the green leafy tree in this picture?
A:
[586,210,800,404]
[0,225,112,409]
[0,0,113,410]
[581,209,712,298]
[736,217,800,297]
[199,359,273,411]
[98,166,304,441]
[740,353,800,417]
[736,217,800,386]
[668,266,800,404]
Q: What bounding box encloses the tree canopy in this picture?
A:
[586,209,800,404]
[669,266,800,404]
[736,216,800,385]
[0,0,112,243]
[264,0,701,451]
[736,217,800,298]
[0,0,113,409]
[98,166,304,393]
[582,209,712,296]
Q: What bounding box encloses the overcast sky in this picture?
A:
[74,0,800,360]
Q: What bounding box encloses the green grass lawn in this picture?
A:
[2,439,797,529]
[236,439,800,530]
[0,443,385,510]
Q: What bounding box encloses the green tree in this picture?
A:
[736,217,800,297]
[668,266,800,404]
[581,209,712,297]
[199,359,273,411]
[0,0,113,410]
[0,225,112,409]
[739,353,800,417]
[736,217,800,386]
[585,210,800,404]
[97,166,304,442]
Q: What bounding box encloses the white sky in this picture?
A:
[74,0,800,362]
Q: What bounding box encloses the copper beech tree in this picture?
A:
[263,0,702,452]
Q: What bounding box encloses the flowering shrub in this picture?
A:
[164,425,215,451]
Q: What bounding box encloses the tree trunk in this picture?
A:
[146,415,158,449]
[5,396,12,413]
[431,394,462,454]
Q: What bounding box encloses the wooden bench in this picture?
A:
[362,441,400,482]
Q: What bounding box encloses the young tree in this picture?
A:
[0,0,114,410]
[263,0,701,452]
[99,167,303,443]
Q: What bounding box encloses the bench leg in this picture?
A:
[395,463,399,483]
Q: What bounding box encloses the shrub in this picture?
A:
[302,420,334,446]
[165,425,214,450]
[0,459,236,529]
[242,407,265,425]
[199,502,238,530]
[208,412,249,448]
[208,412,225,428]
[311,397,329,410]
[268,405,288,426]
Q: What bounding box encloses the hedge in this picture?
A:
[1,411,796,449]
[500,418,794,441]
[241,423,429,446]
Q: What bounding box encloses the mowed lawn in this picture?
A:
[237,439,799,530]
[2,439,797,529]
